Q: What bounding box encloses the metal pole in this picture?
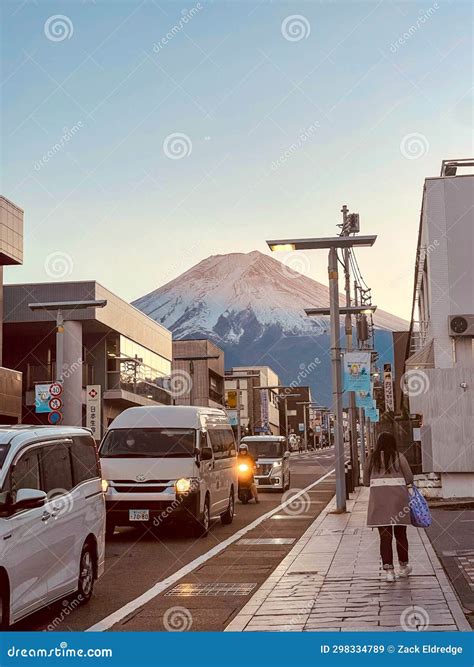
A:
[341,205,359,486]
[328,246,346,512]
[284,397,288,439]
[236,379,241,445]
[303,405,308,451]
[55,309,64,382]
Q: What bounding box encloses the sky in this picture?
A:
[2,0,472,321]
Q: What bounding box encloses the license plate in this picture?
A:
[129,509,149,522]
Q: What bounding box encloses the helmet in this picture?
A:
[239,444,249,453]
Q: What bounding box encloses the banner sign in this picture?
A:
[260,388,269,426]
[365,406,380,422]
[383,363,395,412]
[355,382,373,409]
[35,382,63,415]
[86,385,102,440]
[343,352,371,392]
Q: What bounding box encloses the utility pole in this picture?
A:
[354,279,366,468]
[328,246,346,512]
[340,205,359,486]
[236,378,241,444]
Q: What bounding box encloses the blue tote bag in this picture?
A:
[409,485,432,528]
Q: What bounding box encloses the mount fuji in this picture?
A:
[133,251,408,405]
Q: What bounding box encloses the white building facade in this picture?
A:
[406,160,474,498]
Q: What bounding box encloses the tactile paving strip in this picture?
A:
[165,583,257,597]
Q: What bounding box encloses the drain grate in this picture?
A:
[237,538,296,545]
[165,583,257,597]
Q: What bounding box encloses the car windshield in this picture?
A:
[100,428,196,458]
[244,441,284,458]
[0,443,9,468]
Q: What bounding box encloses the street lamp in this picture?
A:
[224,372,260,442]
[253,385,301,439]
[267,234,377,513]
[28,300,107,383]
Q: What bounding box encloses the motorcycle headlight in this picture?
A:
[176,478,192,494]
[238,463,250,473]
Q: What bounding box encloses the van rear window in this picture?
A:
[100,428,196,458]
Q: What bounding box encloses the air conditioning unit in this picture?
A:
[448,314,474,336]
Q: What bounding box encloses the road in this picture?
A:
[13,448,337,632]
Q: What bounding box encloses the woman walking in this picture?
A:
[363,432,414,582]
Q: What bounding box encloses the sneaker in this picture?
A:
[384,568,396,582]
[399,564,412,578]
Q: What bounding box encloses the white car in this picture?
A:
[100,406,237,537]
[240,436,291,491]
[0,426,105,628]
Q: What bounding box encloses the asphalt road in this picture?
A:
[13,448,337,632]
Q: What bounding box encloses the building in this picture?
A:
[405,159,474,498]
[172,339,224,408]
[278,385,312,443]
[225,366,280,435]
[0,196,23,423]
[3,281,173,437]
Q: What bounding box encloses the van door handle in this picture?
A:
[41,511,52,522]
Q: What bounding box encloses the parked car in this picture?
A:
[0,426,105,628]
[100,405,237,537]
[240,435,290,491]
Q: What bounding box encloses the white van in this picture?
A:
[100,406,237,537]
[240,436,290,491]
[0,426,105,628]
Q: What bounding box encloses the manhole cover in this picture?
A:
[456,553,474,590]
[165,583,257,597]
[237,538,296,545]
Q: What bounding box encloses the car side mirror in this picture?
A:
[15,488,47,511]
[200,447,213,461]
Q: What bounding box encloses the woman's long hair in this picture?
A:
[369,432,400,474]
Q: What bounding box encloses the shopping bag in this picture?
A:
[409,485,432,528]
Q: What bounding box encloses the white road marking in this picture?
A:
[86,467,335,631]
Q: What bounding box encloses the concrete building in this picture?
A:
[3,281,173,437]
[405,159,474,498]
[172,339,225,408]
[225,366,280,435]
[278,386,312,443]
[0,196,23,423]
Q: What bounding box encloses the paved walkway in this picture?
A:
[225,487,471,632]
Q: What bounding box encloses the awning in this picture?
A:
[405,339,434,369]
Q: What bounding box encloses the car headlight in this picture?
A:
[272,462,281,469]
[101,479,109,493]
[176,478,192,494]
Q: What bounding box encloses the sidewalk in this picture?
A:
[225,487,471,632]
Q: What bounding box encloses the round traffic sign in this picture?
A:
[49,397,62,411]
[49,382,63,397]
[48,411,62,425]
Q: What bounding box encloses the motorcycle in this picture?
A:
[237,461,253,504]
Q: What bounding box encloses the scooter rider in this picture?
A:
[237,444,259,503]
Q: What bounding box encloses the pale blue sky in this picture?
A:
[2,0,472,319]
